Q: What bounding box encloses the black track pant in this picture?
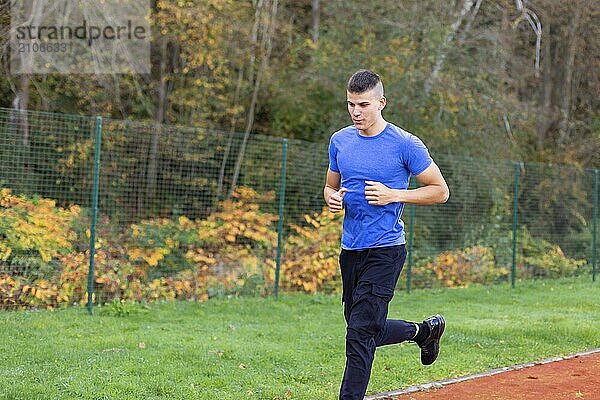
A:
[339,245,417,400]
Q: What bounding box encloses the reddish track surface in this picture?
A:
[390,352,600,400]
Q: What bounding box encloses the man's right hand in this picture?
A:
[327,188,347,213]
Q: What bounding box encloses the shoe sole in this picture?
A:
[435,314,446,341]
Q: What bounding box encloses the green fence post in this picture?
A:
[274,139,288,298]
[592,169,598,282]
[406,177,416,293]
[511,163,520,289]
[87,117,102,315]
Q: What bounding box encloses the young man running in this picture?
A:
[324,69,450,400]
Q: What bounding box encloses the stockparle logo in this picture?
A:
[10,0,151,74]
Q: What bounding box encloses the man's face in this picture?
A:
[346,88,385,133]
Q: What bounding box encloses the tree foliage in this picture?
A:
[0,0,597,165]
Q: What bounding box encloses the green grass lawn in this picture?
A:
[1,277,598,400]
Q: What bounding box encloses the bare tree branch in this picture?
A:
[459,0,483,44]
[514,0,542,76]
[424,0,475,96]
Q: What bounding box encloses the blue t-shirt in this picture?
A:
[328,123,432,250]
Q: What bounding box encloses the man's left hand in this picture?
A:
[365,181,398,205]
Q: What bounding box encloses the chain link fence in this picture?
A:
[0,107,597,310]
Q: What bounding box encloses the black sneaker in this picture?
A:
[418,314,445,365]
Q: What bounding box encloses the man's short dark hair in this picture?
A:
[347,69,382,94]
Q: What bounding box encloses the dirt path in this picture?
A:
[369,350,600,400]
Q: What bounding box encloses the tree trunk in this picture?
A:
[229,0,278,196]
[248,0,265,86]
[13,74,30,148]
[424,0,475,96]
[557,6,581,145]
[147,38,169,202]
[10,0,46,148]
[537,19,553,149]
[311,0,320,44]
[499,5,510,81]
[216,65,245,199]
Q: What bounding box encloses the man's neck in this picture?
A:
[360,118,388,137]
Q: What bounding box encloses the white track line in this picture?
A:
[365,348,600,400]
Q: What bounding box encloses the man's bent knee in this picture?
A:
[347,285,394,338]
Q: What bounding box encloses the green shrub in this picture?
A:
[518,228,587,278]
[411,245,509,288]
[280,207,343,293]
[0,188,80,277]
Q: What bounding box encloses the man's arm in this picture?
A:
[324,169,347,213]
[365,162,449,206]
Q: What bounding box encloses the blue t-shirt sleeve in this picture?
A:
[328,137,340,173]
[406,135,433,175]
